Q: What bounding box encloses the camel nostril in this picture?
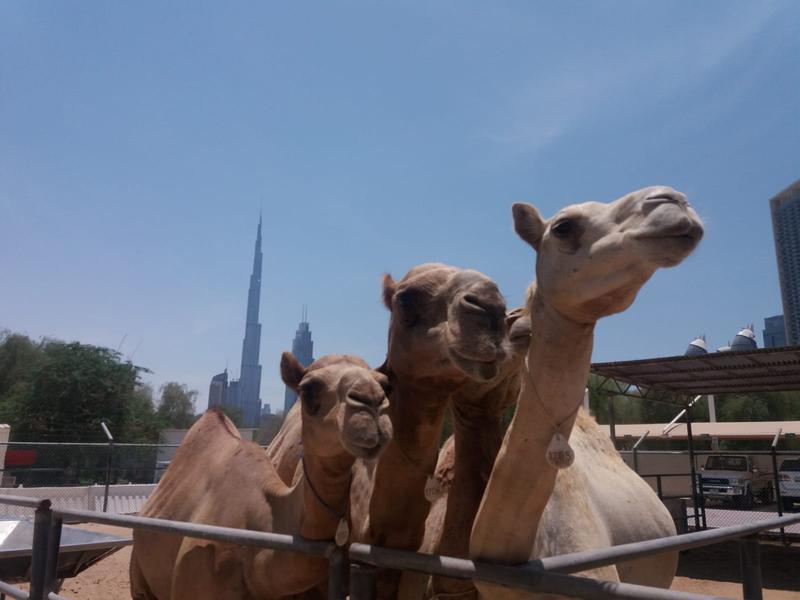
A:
[346,392,380,409]
[461,293,488,313]
[644,189,687,207]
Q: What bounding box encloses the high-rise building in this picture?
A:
[208,369,228,408]
[770,179,800,345]
[283,307,315,413]
[237,215,264,427]
[207,216,264,426]
[763,315,787,348]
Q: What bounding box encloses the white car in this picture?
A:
[779,458,800,511]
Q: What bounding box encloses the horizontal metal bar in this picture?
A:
[0,495,50,509]
[348,544,726,600]
[536,512,800,575]
[51,508,335,558]
[0,580,29,599]
[0,441,181,448]
[47,593,70,600]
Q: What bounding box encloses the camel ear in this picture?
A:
[512,203,546,251]
[280,352,306,391]
[381,274,396,310]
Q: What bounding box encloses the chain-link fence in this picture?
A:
[0,441,182,518]
[621,449,800,541]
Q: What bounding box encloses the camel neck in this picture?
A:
[471,292,594,564]
[299,452,353,541]
[367,379,449,548]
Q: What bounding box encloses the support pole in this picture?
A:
[738,536,763,600]
[29,499,52,600]
[685,400,701,530]
[771,429,786,544]
[349,563,377,600]
[632,430,649,474]
[608,393,617,449]
[327,547,346,600]
[101,421,114,513]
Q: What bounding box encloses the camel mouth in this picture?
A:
[343,435,390,460]
[449,348,501,381]
[633,221,704,245]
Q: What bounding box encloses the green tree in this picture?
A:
[4,339,148,441]
[156,382,197,429]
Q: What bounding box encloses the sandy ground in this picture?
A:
[31,525,800,599]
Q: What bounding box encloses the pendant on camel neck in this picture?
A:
[424,475,444,502]
[335,518,350,546]
[546,432,575,469]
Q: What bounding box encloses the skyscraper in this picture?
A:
[283,307,314,413]
[207,216,264,427]
[770,179,800,346]
[237,215,264,427]
[763,315,787,348]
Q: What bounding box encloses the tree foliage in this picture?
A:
[0,330,193,442]
[156,382,197,429]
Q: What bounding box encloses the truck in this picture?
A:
[778,458,800,512]
[699,454,773,509]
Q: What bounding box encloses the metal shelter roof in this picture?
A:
[591,346,800,400]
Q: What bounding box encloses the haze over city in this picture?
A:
[2,1,799,411]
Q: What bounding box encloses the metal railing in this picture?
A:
[1,495,799,600]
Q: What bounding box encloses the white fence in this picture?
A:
[0,484,155,518]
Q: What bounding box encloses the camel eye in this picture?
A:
[299,379,324,416]
[551,219,575,238]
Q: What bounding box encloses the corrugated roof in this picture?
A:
[591,346,800,396]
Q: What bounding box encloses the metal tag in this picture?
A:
[335,518,349,546]
[424,476,443,503]
[546,432,575,469]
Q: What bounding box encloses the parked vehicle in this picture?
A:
[778,458,800,511]
[699,455,773,509]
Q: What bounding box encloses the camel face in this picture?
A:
[513,186,703,324]
[280,353,392,460]
[382,263,510,382]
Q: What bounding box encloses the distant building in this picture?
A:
[283,307,315,413]
[208,369,228,408]
[261,404,271,416]
[685,335,708,356]
[206,215,264,427]
[763,315,787,348]
[770,179,800,345]
[730,325,757,352]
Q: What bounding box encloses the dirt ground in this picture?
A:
[40,525,800,599]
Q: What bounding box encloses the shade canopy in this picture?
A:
[591,346,800,399]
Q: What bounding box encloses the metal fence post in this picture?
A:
[328,547,346,600]
[349,563,376,600]
[685,402,701,530]
[29,499,53,600]
[45,515,63,594]
[101,421,114,513]
[738,536,763,600]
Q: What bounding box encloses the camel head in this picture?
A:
[382,263,510,383]
[281,353,393,460]
[513,186,703,324]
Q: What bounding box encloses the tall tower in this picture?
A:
[283,306,314,413]
[770,179,800,345]
[238,215,264,427]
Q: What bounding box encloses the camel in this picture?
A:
[269,263,520,598]
[129,352,392,600]
[470,186,704,599]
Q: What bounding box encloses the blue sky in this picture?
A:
[2,1,798,412]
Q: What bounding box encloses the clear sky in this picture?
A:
[2,1,798,412]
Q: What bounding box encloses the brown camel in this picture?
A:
[471,186,704,599]
[269,263,517,598]
[129,353,392,600]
